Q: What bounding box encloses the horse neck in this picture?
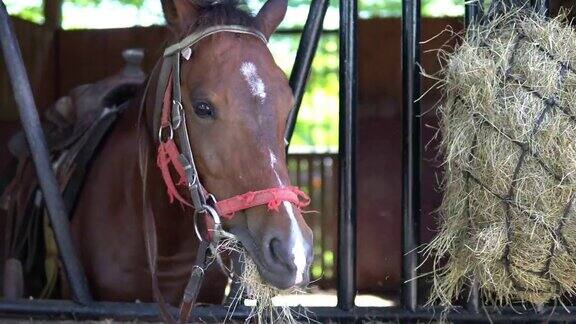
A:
[134,66,198,253]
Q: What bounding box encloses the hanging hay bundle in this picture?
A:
[429,5,576,306]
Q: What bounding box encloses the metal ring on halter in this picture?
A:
[186,170,199,188]
[171,100,184,129]
[158,124,173,143]
[206,193,217,207]
[191,264,205,276]
[193,204,222,243]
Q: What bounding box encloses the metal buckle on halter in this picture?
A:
[178,154,199,188]
[172,100,184,129]
[158,124,173,143]
[193,204,222,242]
[206,194,217,208]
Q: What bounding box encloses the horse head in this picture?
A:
[156,0,314,290]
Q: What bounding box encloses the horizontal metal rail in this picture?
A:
[0,299,575,322]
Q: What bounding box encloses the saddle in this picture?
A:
[0,49,146,299]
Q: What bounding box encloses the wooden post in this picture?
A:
[43,0,63,31]
[35,0,63,105]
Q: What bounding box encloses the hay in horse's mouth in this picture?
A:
[216,237,306,323]
[225,224,300,290]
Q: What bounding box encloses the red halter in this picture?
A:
[156,74,310,219]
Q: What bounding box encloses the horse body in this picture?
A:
[70,93,227,303]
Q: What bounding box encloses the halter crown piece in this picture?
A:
[155,25,310,230]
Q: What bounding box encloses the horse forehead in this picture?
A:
[206,35,272,65]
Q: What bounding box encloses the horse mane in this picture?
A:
[180,0,257,37]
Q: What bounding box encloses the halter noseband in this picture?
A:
[155,25,310,231]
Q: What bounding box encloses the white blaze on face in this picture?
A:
[240,61,266,104]
[283,201,307,285]
[269,149,307,285]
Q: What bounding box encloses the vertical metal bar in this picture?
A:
[533,0,549,16]
[467,278,480,313]
[401,0,421,312]
[465,1,481,312]
[319,157,327,275]
[0,2,92,305]
[296,157,302,187]
[284,0,330,147]
[337,0,357,312]
[465,0,482,26]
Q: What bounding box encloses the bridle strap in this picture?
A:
[217,187,311,219]
[137,76,177,324]
[163,25,267,56]
[152,59,173,142]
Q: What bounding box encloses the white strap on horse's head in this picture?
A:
[163,24,268,58]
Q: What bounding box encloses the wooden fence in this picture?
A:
[287,152,338,289]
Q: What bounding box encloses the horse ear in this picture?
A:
[255,0,287,39]
[161,0,199,33]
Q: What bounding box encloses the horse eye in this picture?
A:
[193,101,215,118]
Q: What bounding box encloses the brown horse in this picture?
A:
[68,0,313,305]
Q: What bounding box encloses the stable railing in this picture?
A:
[288,152,338,288]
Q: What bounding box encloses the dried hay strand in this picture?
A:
[427,5,576,307]
[217,237,307,323]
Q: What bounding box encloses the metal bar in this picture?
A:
[401,0,421,312]
[533,0,549,16]
[465,0,482,26]
[467,278,480,313]
[276,28,336,35]
[337,0,357,312]
[0,2,92,305]
[284,0,330,147]
[319,157,327,275]
[464,0,482,313]
[2,300,576,322]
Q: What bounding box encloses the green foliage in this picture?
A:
[360,0,464,17]
[4,0,147,23]
[14,6,44,24]
[269,33,339,149]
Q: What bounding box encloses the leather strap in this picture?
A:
[178,240,210,323]
[164,25,267,56]
[138,78,178,323]
[140,64,214,324]
[153,59,173,142]
[170,54,207,211]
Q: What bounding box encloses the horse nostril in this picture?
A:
[268,238,295,271]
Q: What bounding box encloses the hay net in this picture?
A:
[428,3,576,306]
